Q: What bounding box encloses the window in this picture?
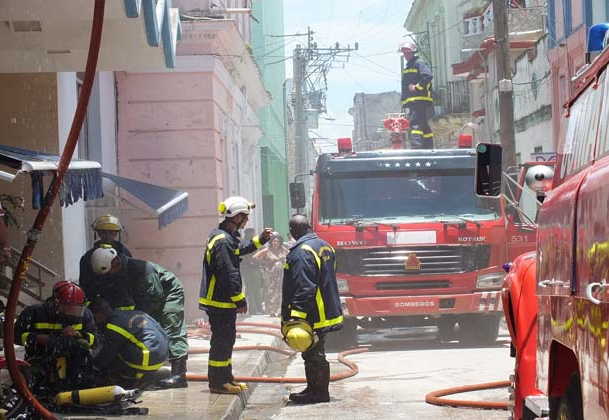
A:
[596,70,609,156]
[561,72,605,177]
[534,146,543,153]
[464,20,470,35]
[563,0,572,37]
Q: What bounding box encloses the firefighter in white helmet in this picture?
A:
[399,40,434,149]
[79,215,132,303]
[199,196,273,394]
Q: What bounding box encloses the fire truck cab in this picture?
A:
[298,137,538,349]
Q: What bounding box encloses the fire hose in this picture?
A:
[1,1,106,419]
[425,380,510,410]
[186,321,367,383]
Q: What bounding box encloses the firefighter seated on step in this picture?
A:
[89,298,168,388]
[14,281,97,394]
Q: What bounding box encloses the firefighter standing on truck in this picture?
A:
[400,40,434,149]
[281,214,343,404]
[199,196,272,394]
[14,281,97,392]
[89,248,189,389]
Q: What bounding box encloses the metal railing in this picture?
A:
[434,80,470,115]
[0,247,56,307]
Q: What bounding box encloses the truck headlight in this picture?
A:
[337,278,349,293]
[476,272,505,289]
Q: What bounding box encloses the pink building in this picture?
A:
[117,15,270,319]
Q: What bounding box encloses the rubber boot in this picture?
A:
[289,364,314,401]
[157,356,188,389]
[290,364,330,404]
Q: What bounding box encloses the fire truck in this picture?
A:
[476,24,609,420]
[290,121,538,348]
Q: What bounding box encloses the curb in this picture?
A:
[221,335,283,420]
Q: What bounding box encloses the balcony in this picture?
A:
[434,80,471,116]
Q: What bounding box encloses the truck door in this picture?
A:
[506,180,538,261]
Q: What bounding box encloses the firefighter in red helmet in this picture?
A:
[14,281,98,392]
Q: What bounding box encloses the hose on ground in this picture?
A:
[1,2,106,419]
[425,380,510,410]
[186,321,367,383]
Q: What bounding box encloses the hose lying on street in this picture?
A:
[425,380,510,410]
[186,321,367,383]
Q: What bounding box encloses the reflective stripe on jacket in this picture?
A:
[401,56,433,105]
[281,232,343,333]
[14,302,97,352]
[199,225,265,311]
[95,309,168,373]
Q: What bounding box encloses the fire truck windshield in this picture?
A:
[319,169,499,223]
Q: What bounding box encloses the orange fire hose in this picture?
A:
[1,2,106,419]
[425,380,510,410]
[186,321,367,383]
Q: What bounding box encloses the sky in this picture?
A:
[282,0,414,153]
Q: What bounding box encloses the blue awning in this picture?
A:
[102,173,188,229]
[0,145,103,208]
[0,145,188,228]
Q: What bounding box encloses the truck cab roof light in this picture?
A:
[458,133,473,148]
[337,137,353,154]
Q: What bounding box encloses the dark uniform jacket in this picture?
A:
[79,240,133,307]
[281,232,343,333]
[15,302,97,358]
[80,255,138,310]
[199,223,265,312]
[401,56,433,106]
[94,309,168,373]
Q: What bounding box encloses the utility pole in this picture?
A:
[492,0,516,169]
[291,27,358,209]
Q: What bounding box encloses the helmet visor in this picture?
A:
[58,303,85,318]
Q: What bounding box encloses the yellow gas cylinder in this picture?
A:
[55,385,128,406]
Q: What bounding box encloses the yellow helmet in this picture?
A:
[92,215,123,232]
[281,320,317,352]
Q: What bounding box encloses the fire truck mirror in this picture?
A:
[475,143,502,197]
[289,182,306,209]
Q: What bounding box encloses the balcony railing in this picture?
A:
[434,80,470,116]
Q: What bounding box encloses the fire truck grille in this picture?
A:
[336,245,490,276]
[376,280,451,290]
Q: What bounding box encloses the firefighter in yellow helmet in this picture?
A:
[281,214,343,404]
[400,40,434,149]
[199,196,273,394]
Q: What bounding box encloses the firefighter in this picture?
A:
[281,214,343,404]
[400,41,434,149]
[89,298,168,387]
[14,281,97,392]
[79,214,132,302]
[199,196,273,394]
[90,248,188,389]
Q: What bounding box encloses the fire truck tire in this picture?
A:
[459,314,500,346]
[326,318,358,351]
[437,318,457,342]
[551,374,583,420]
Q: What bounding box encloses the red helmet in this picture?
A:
[53,281,85,305]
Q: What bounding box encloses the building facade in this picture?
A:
[251,0,290,237]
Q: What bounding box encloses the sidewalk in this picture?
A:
[119,315,283,420]
[2,315,284,420]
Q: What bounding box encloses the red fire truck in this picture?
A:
[477,24,609,420]
[292,133,538,348]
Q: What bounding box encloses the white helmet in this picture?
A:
[399,40,417,53]
[218,196,255,219]
[91,247,118,275]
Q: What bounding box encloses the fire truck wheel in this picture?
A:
[552,374,583,420]
[436,318,457,342]
[326,318,358,351]
[458,314,500,346]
